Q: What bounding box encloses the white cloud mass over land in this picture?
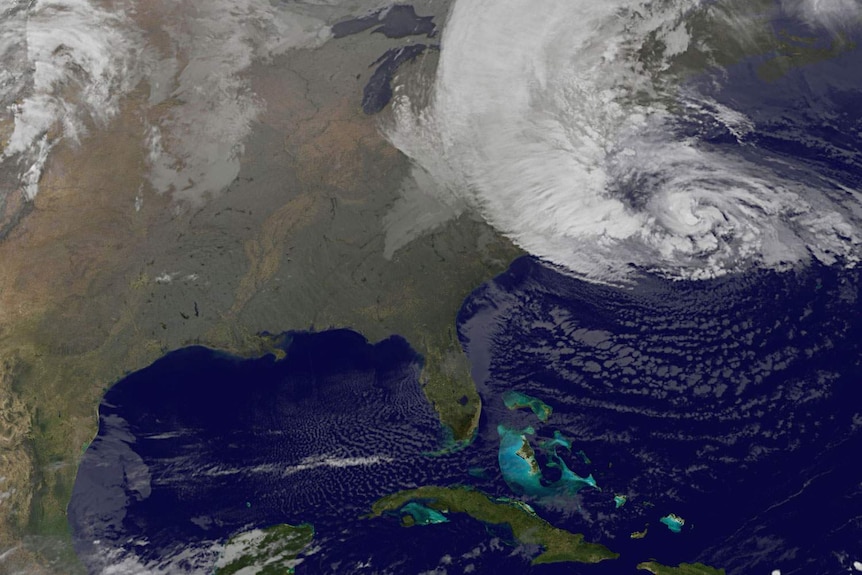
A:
[386,0,862,283]
[3,0,862,276]
[0,0,392,204]
[0,0,144,199]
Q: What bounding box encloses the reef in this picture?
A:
[660,514,686,533]
[498,425,599,498]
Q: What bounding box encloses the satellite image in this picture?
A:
[1,0,861,574]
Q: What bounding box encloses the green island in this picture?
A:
[214,523,314,575]
[502,391,553,422]
[2,3,840,572]
[368,486,618,565]
[513,427,542,475]
[637,561,726,575]
[494,496,537,517]
[630,525,649,539]
[0,35,522,573]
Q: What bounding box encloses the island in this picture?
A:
[502,391,553,422]
[215,522,314,575]
[660,514,686,533]
[368,486,619,565]
[0,22,521,572]
[498,425,599,498]
[637,561,726,575]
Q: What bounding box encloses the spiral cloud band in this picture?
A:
[387,0,862,282]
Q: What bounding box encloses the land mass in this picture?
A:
[0,3,519,571]
[216,523,314,575]
[369,485,619,565]
[638,561,726,575]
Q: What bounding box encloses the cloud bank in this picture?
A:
[386,0,862,283]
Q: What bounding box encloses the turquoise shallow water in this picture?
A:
[458,257,862,574]
[69,257,862,575]
[660,515,685,534]
[400,502,450,526]
[63,3,862,574]
[497,424,599,501]
[502,391,553,421]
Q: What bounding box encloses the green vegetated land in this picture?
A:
[638,561,727,575]
[0,31,521,574]
[215,523,314,575]
[369,485,618,565]
[659,0,858,78]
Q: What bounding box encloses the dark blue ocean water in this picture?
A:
[68,331,479,573]
[70,257,862,574]
[458,257,862,575]
[681,13,862,197]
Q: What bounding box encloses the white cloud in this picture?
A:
[282,454,392,476]
[0,0,397,205]
[785,0,862,30]
[143,0,332,205]
[386,0,862,283]
[0,0,144,197]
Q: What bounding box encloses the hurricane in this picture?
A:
[387,0,862,283]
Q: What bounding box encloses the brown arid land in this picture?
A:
[0,26,519,573]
